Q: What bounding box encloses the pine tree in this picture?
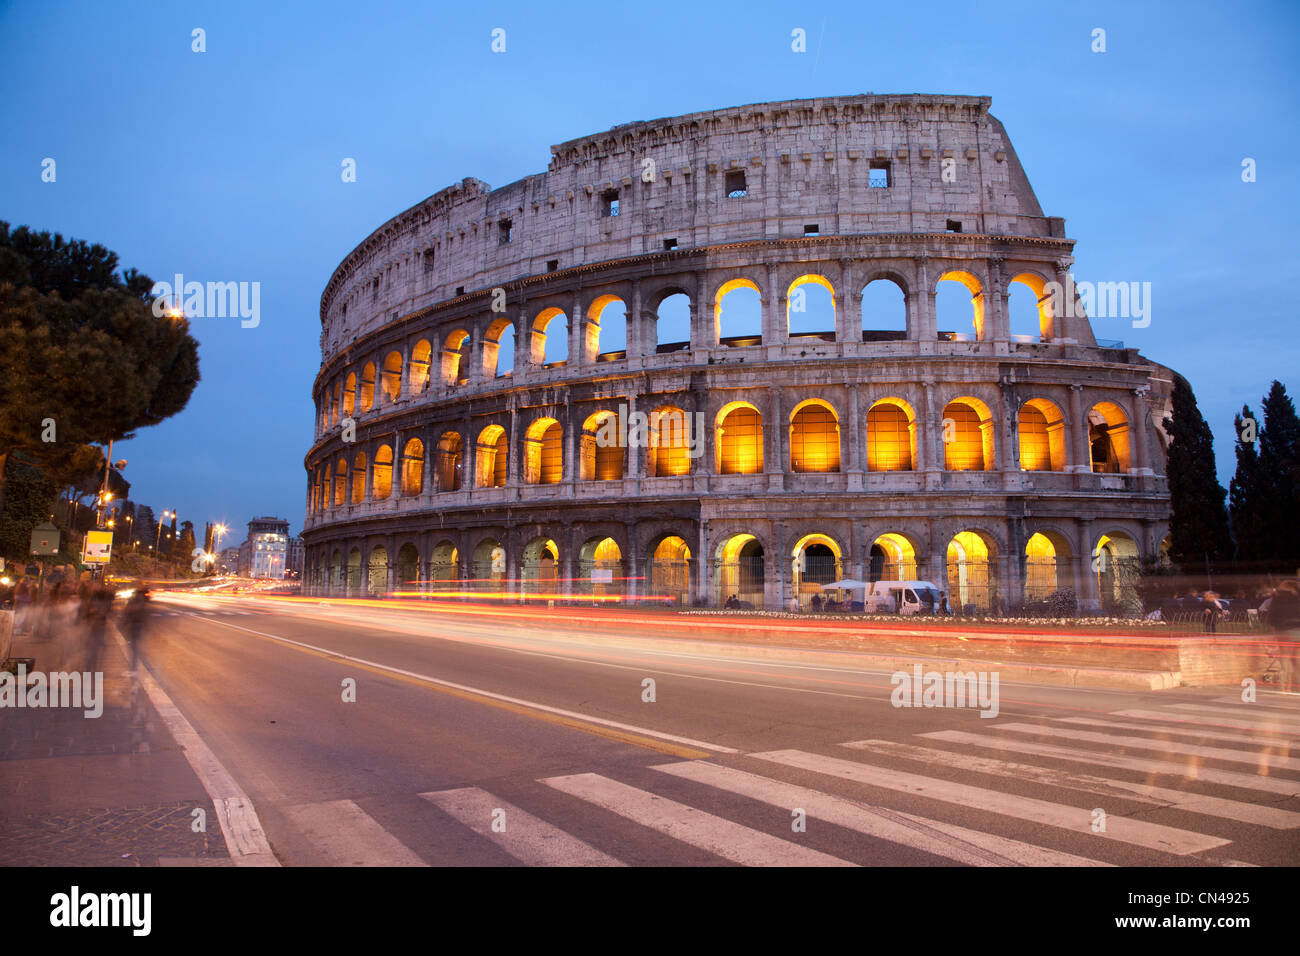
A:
[1162,373,1234,574]
[1229,406,1269,567]
[1257,381,1300,569]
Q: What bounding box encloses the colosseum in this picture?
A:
[302,94,1176,615]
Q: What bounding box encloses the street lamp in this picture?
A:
[155,509,174,555]
[213,523,228,575]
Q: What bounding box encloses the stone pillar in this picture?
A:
[1068,384,1090,473]
[913,256,937,344]
[560,525,574,599]
[697,519,710,607]
[1131,387,1151,475]
[691,271,710,356]
[508,404,519,488]
[846,383,863,481]
[762,263,782,344]
[466,324,483,384]
[625,390,641,482]
[629,280,643,365]
[768,387,786,490]
[1076,518,1100,612]
[562,399,577,487]
[994,384,1014,474]
[572,290,586,368]
[837,258,856,345]
[987,257,1009,346]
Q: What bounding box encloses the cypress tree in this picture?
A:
[1257,381,1300,569]
[1162,373,1233,574]
[1229,405,1269,567]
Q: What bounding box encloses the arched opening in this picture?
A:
[409,340,432,395]
[360,362,376,410]
[475,424,508,488]
[648,535,692,606]
[435,431,463,492]
[524,418,563,484]
[943,397,995,471]
[1094,532,1141,613]
[936,270,985,341]
[472,538,507,594]
[381,350,403,402]
[787,274,836,341]
[869,532,918,581]
[532,308,568,366]
[343,372,357,416]
[653,291,691,353]
[482,318,514,378]
[792,534,843,608]
[1024,530,1073,604]
[717,534,765,607]
[330,381,341,426]
[946,530,998,613]
[333,458,347,507]
[521,537,559,597]
[346,547,362,596]
[442,330,470,386]
[367,546,389,595]
[372,444,393,499]
[1008,272,1055,342]
[715,278,762,347]
[866,398,916,471]
[351,451,367,503]
[329,548,342,592]
[429,541,459,591]
[588,295,627,362]
[646,405,691,477]
[1018,398,1067,471]
[581,410,625,481]
[395,543,420,591]
[861,277,908,341]
[578,536,624,600]
[1089,402,1131,473]
[790,400,841,473]
[400,438,424,496]
[716,402,763,474]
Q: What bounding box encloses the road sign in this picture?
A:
[29,522,60,556]
[82,530,113,564]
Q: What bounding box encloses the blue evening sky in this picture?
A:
[2,0,1296,542]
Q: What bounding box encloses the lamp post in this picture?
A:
[213,523,228,575]
[155,509,174,555]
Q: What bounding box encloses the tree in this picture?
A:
[1257,381,1300,568]
[1162,373,1233,574]
[178,520,197,566]
[0,222,200,513]
[135,505,157,555]
[0,453,57,562]
[1229,405,1270,566]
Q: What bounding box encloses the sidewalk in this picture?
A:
[0,612,232,867]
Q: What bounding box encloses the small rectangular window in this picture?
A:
[868,160,890,188]
[423,249,435,273]
[725,169,747,198]
[601,189,620,217]
[371,278,379,301]
[547,259,559,272]
[456,285,465,296]
[663,238,678,251]
[498,219,513,245]
[804,224,819,237]
[945,219,963,233]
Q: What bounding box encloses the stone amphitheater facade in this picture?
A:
[302,94,1175,613]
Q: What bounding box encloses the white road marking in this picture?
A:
[843,738,1300,829]
[992,722,1300,771]
[420,787,623,866]
[110,624,278,867]
[921,730,1300,797]
[651,760,1111,866]
[1113,709,1300,737]
[540,773,854,866]
[1166,703,1300,731]
[284,799,427,866]
[747,749,1230,855]
[1056,716,1293,752]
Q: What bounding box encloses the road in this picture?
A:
[134,591,1300,867]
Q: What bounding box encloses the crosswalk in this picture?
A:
[266,696,1300,867]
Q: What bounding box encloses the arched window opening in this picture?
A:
[436,432,463,492]
[381,351,403,402]
[1089,402,1131,473]
[532,308,568,366]
[1018,399,1066,471]
[790,401,841,473]
[475,425,508,488]
[946,530,997,613]
[333,458,347,507]
[646,405,691,477]
[791,534,843,608]
[343,373,357,416]
[360,362,376,410]
[472,538,506,594]
[482,319,514,377]
[1094,532,1141,612]
[351,451,367,503]
[1008,273,1055,342]
[400,438,424,496]
[524,419,562,484]
[395,543,420,592]
[654,292,692,354]
[372,444,393,499]
[367,546,388,595]
[648,535,692,606]
[861,278,907,341]
[942,399,995,471]
[717,534,765,607]
[866,399,915,471]
[935,271,984,342]
[716,403,763,474]
[581,411,625,481]
[579,537,624,599]
[787,274,836,341]
[409,340,432,395]
[870,533,918,581]
[442,331,470,386]
[588,295,627,362]
[521,537,559,596]
[715,279,762,347]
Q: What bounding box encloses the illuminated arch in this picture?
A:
[441,330,470,386]
[360,361,376,410]
[342,372,357,416]
[936,270,985,341]
[789,399,841,473]
[648,534,692,606]
[581,410,624,481]
[946,530,998,612]
[409,340,432,394]
[521,536,559,596]
[372,443,393,499]
[860,276,908,339]
[715,277,762,346]
[646,405,691,477]
[1024,530,1073,602]
[1093,531,1140,611]
[351,451,367,503]
[381,350,403,402]
[942,397,995,471]
[866,398,916,471]
[586,294,627,362]
[435,431,463,492]
[472,537,506,593]
[716,533,765,606]
[1088,401,1131,473]
[869,532,919,581]
[532,307,568,366]
[716,401,763,474]
[1018,398,1066,471]
[482,318,514,378]
[786,274,836,339]
[333,457,347,507]
[525,417,562,484]
[1007,272,1056,342]
[578,536,624,599]
[400,438,424,496]
[791,533,844,606]
[475,424,508,488]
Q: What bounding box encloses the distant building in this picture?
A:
[287,536,305,579]
[219,547,241,575]
[240,516,290,579]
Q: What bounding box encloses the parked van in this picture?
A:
[864,580,944,616]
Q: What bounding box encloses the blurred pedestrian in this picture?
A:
[1202,590,1224,634]
[1269,581,1300,693]
[13,576,34,635]
[75,575,115,673]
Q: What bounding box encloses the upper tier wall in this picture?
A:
[319,95,1059,360]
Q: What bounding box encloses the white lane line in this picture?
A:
[921,730,1300,797]
[1211,696,1300,711]
[540,773,854,866]
[183,613,738,754]
[283,799,427,867]
[1057,717,1294,752]
[747,750,1230,856]
[1113,709,1300,737]
[843,739,1300,829]
[651,760,1110,866]
[992,722,1300,771]
[110,624,278,867]
[1165,703,1300,730]
[420,787,623,866]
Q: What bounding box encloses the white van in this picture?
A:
[864,580,944,616]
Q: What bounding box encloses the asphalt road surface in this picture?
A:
[135,592,1300,867]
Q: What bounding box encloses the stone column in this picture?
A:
[1130,387,1151,475]
[697,519,710,606]
[846,383,863,485]
[691,271,710,357]
[625,389,641,482]
[987,257,1009,346]
[629,280,643,366]
[1068,384,1090,473]
[913,256,937,345]
[1076,518,1100,612]
[837,258,856,345]
[768,387,785,491]
[762,263,782,344]
[508,403,519,488]
[571,290,586,369]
